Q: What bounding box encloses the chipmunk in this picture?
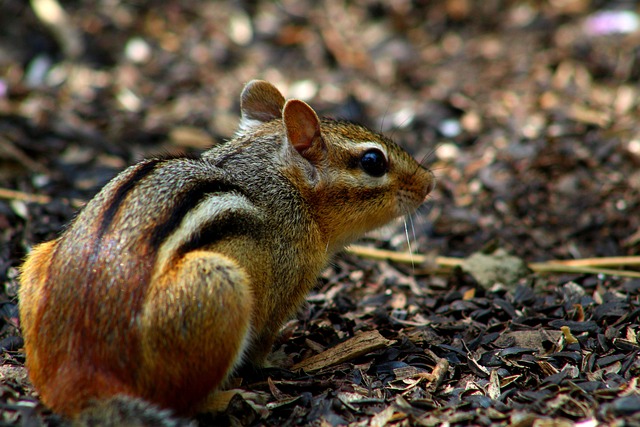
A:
[18,80,435,425]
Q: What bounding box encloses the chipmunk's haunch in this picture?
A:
[19,80,435,423]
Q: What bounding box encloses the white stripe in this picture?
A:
[155,192,258,273]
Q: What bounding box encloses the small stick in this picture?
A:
[0,136,49,175]
[0,188,53,204]
[30,0,83,58]
[347,245,640,278]
[530,257,640,268]
[346,245,462,268]
[0,187,85,208]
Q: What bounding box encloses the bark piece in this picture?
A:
[292,330,395,373]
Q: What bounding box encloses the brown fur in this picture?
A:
[18,80,434,422]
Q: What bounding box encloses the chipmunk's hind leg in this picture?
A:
[138,251,253,415]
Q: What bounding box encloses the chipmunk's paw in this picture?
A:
[263,346,293,369]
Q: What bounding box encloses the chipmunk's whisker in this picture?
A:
[421,142,441,164]
[403,218,415,269]
[409,214,417,247]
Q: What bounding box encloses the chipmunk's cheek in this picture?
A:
[396,188,424,213]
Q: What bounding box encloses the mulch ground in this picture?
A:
[2,1,640,426]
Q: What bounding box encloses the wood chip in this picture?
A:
[292,330,395,373]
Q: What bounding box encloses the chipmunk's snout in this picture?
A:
[418,169,436,201]
[425,171,436,198]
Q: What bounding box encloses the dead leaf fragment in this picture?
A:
[463,248,530,289]
[561,326,579,344]
[493,330,563,354]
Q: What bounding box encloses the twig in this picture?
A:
[0,136,49,175]
[530,257,640,268]
[346,245,462,268]
[0,187,85,209]
[347,244,640,278]
[30,0,83,59]
[0,188,53,204]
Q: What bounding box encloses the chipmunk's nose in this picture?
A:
[423,170,436,200]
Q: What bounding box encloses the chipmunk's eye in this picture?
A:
[360,148,388,177]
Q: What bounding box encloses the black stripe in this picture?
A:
[98,159,161,239]
[176,210,262,256]
[149,179,246,250]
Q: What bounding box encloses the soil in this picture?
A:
[2,1,640,426]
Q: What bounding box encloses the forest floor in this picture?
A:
[2,1,640,426]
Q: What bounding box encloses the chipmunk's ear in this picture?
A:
[239,80,286,132]
[283,99,326,164]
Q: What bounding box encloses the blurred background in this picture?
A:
[2,2,640,425]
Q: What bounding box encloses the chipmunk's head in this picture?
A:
[239,80,435,251]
